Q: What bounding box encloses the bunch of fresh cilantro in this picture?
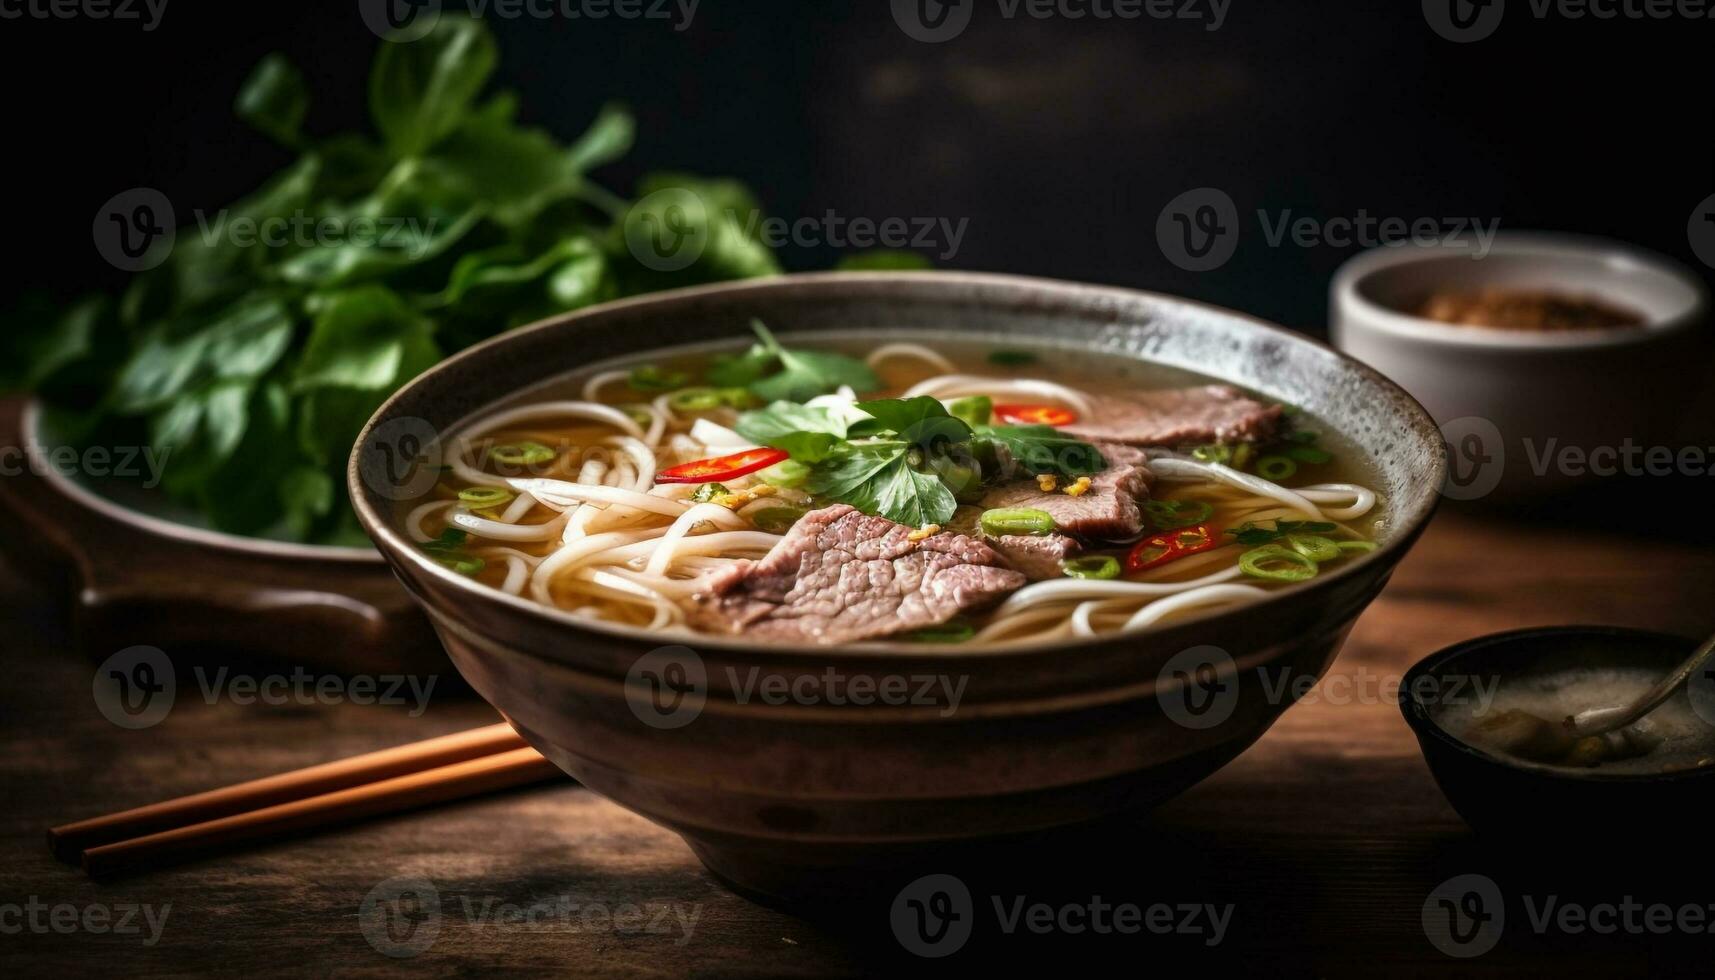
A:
[735,391,1107,527]
[2,17,921,545]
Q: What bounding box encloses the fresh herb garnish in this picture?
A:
[1,18,912,545]
[420,528,484,575]
[987,350,1038,367]
[1225,520,1340,547]
[708,321,879,403]
[736,396,1103,528]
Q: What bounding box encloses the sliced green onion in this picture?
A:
[987,350,1037,367]
[1284,445,1333,465]
[419,529,469,556]
[1144,499,1214,530]
[1240,545,1319,582]
[1255,455,1297,481]
[750,506,808,534]
[948,395,993,428]
[1191,444,1233,464]
[619,404,655,428]
[715,387,754,409]
[1062,555,1121,580]
[979,507,1056,537]
[906,620,976,643]
[489,442,557,467]
[628,364,689,392]
[458,487,514,510]
[435,555,486,576]
[667,387,726,412]
[1285,534,1341,562]
[757,459,810,489]
[1337,540,1378,555]
[690,482,731,503]
[1284,429,1319,445]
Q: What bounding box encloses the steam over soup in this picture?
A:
[397,325,1385,646]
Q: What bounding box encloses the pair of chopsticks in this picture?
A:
[49,723,563,877]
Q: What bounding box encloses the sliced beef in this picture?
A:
[1062,385,1281,447]
[990,533,1080,581]
[688,504,1025,645]
[944,505,1081,581]
[977,459,1153,541]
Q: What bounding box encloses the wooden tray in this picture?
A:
[0,396,439,673]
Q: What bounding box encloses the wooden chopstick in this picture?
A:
[81,747,562,878]
[49,722,532,863]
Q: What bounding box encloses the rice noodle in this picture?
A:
[417,346,1384,647]
[867,343,957,373]
[902,375,1095,417]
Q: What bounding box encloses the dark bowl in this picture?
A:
[1400,626,1715,838]
[349,271,1446,903]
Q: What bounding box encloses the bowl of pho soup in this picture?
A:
[350,272,1445,902]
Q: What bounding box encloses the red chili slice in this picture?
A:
[993,403,1078,427]
[655,448,789,484]
[1125,523,1219,574]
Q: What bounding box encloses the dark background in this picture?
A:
[4,0,1712,334]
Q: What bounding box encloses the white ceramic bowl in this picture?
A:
[1332,233,1709,501]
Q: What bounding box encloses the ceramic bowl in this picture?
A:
[1400,626,1715,838]
[350,272,1446,903]
[1331,232,1709,502]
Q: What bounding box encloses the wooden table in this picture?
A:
[3,509,1713,976]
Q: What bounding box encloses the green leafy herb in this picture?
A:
[1226,520,1341,547]
[4,16,800,544]
[973,425,1106,477]
[709,321,879,403]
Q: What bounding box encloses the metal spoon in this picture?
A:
[1568,631,1715,736]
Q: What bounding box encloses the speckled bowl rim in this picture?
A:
[1399,624,1715,785]
[350,271,1447,659]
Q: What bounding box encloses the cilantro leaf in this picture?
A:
[974,425,1105,477]
[713,321,879,403]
